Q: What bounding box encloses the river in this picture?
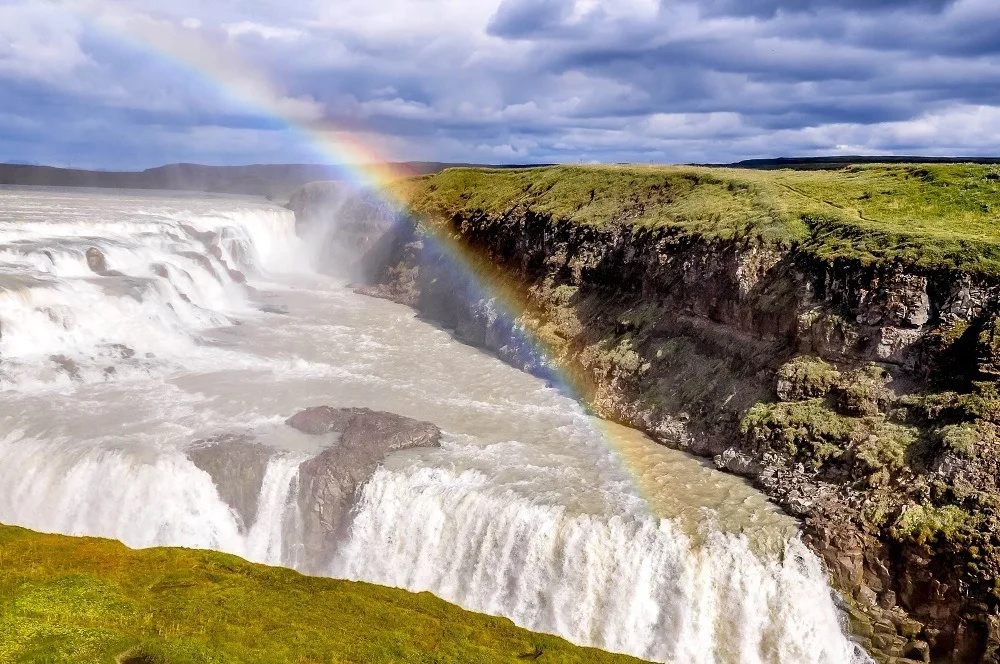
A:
[0,186,867,664]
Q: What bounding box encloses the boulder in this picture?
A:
[187,434,274,532]
[286,406,357,435]
[292,407,441,570]
[85,247,123,277]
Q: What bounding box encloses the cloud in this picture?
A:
[224,21,303,42]
[2,0,1000,167]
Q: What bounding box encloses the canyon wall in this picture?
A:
[300,185,1000,664]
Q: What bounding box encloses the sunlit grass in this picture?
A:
[393,163,1000,274]
[0,524,645,663]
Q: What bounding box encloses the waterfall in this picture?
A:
[332,466,865,664]
[0,186,868,664]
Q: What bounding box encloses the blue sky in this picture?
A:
[3,0,1000,169]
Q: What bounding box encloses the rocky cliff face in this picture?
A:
[302,191,1000,663]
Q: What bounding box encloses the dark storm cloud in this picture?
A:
[3,0,1000,167]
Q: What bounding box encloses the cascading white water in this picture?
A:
[334,466,859,664]
[0,186,868,664]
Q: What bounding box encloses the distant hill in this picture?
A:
[720,155,1000,170]
[0,162,482,200]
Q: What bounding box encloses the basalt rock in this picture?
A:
[187,434,274,532]
[292,407,441,571]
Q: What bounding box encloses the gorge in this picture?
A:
[0,183,865,663]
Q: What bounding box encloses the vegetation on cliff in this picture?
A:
[0,524,644,664]
[395,163,1000,274]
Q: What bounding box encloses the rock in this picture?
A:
[228,268,247,284]
[713,447,760,476]
[85,247,123,277]
[904,640,930,663]
[187,434,274,532]
[177,251,220,281]
[106,344,135,360]
[86,247,108,274]
[286,406,357,435]
[858,271,930,328]
[180,224,217,248]
[879,590,897,609]
[294,408,440,570]
[855,585,879,606]
[49,354,81,381]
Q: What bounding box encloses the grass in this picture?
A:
[0,524,645,664]
[392,163,1000,274]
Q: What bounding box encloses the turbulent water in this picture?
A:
[0,186,867,664]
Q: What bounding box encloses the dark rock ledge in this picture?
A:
[187,408,440,572]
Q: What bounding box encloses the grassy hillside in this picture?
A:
[0,524,644,664]
[393,163,1000,274]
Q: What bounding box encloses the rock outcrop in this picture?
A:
[85,247,123,277]
[187,434,274,532]
[290,407,441,571]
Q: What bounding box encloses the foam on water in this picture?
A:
[0,186,868,663]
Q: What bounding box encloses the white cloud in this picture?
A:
[0,2,91,83]
[224,21,303,41]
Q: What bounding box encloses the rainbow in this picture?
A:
[64,0,679,520]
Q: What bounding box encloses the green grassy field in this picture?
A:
[394,163,1000,274]
[0,524,645,664]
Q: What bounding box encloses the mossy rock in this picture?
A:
[742,397,917,482]
[957,381,1000,422]
[938,421,997,459]
[891,504,970,547]
[836,364,894,417]
[776,355,841,402]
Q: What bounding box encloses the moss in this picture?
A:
[836,364,893,417]
[0,525,642,664]
[776,355,840,401]
[957,381,1000,421]
[898,391,960,422]
[939,420,998,459]
[853,419,917,486]
[891,504,970,546]
[742,397,918,481]
[741,399,854,468]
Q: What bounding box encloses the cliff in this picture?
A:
[292,163,1000,663]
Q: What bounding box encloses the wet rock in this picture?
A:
[228,268,247,284]
[286,406,357,435]
[294,407,440,569]
[187,434,274,532]
[713,447,760,476]
[180,224,217,248]
[85,247,123,277]
[177,251,220,281]
[354,283,418,307]
[106,344,135,360]
[49,354,81,381]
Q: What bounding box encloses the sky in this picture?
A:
[3,0,1000,169]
